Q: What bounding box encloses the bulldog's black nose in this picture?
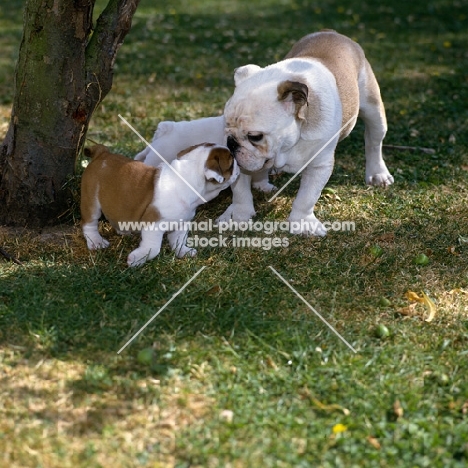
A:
[227,136,240,154]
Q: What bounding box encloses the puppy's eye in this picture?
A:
[248,133,264,144]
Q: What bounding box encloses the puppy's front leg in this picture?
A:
[217,171,256,222]
[288,152,334,237]
[167,229,197,258]
[127,229,164,267]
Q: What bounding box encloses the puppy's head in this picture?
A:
[177,143,239,191]
[224,64,309,172]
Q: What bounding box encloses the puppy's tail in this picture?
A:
[84,144,108,159]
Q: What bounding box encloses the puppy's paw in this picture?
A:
[289,216,328,237]
[176,247,197,258]
[86,236,110,250]
[127,248,152,267]
[366,169,394,187]
[252,180,277,193]
[216,204,256,223]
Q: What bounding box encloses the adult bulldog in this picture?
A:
[221,30,394,236]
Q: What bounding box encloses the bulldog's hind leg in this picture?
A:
[252,168,276,193]
[359,60,394,187]
[288,148,335,237]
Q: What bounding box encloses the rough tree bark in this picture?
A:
[0,0,140,227]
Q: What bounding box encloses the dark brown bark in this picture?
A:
[0,0,139,227]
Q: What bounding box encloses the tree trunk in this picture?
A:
[0,0,139,227]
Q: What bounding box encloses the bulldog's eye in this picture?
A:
[248,133,264,144]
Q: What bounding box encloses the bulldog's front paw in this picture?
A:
[86,235,110,250]
[289,216,328,237]
[216,203,256,223]
[252,180,277,193]
[366,168,394,187]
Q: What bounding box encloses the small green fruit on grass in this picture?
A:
[370,245,383,258]
[375,324,390,339]
[414,253,430,265]
[137,347,155,365]
[379,297,392,307]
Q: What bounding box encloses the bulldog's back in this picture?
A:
[284,30,365,134]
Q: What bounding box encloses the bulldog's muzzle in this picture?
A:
[227,136,240,154]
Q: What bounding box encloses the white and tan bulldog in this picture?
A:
[81,143,239,267]
[222,30,394,235]
[134,116,275,193]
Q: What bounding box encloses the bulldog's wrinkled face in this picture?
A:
[224,65,309,172]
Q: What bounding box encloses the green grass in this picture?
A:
[1,0,468,466]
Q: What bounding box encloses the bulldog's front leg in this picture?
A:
[217,171,256,222]
[288,155,334,237]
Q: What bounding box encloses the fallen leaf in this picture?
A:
[206,285,222,295]
[376,233,395,243]
[421,291,437,322]
[462,401,468,415]
[311,397,350,415]
[393,400,404,419]
[405,291,424,303]
[367,436,381,450]
[403,291,437,321]
[265,356,279,370]
[397,303,418,316]
[447,246,459,255]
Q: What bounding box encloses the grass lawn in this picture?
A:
[1,0,468,466]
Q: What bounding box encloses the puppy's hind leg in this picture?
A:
[359,60,394,187]
[81,198,110,250]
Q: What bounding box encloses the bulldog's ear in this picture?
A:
[234,64,262,86]
[277,80,309,119]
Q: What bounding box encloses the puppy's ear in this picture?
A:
[277,80,309,119]
[204,146,233,183]
[234,64,262,86]
[204,168,225,184]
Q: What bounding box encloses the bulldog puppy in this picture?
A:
[134,116,275,193]
[81,143,239,267]
[222,30,394,235]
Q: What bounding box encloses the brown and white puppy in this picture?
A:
[222,30,394,235]
[81,143,239,267]
[134,116,276,193]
